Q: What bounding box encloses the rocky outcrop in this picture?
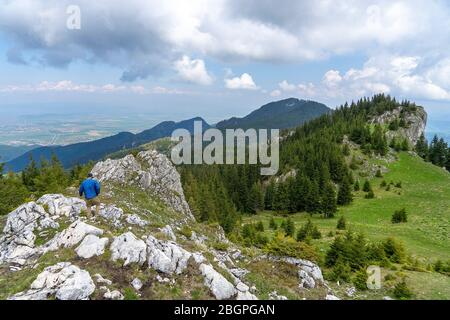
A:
[37,194,87,219]
[126,214,149,227]
[110,232,147,266]
[146,235,191,274]
[0,202,48,265]
[266,256,324,289]
[91,150,193,220]
[75,235,109,259]
[370,106,427,146]
[199,263,237,300]
[41,221,103,253]
[9,262,95,300]
[99,205,123,228]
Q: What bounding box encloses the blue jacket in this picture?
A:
[79,178,101,200]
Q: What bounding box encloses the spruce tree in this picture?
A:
[337,176,353,206]
[415,134,429,160]
[363,180,372,192]
[354,180,360,191]
[322,182,337,218]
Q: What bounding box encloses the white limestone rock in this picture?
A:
[192,252,206,264]
[160,225,177,241]
[199,263,236,300]
[103,289,124,300]
[94,274,112,286]
[110,232,147,266]
[131,278,143,291]
[9,262,95,300]
[99,205,123,228]
[41,221,103,253]
[326,294,340,300]
[269,291,288,300]
[0,202,52,265]
[37,194,87,218]
[126,214,149,227]
[91,150,193,220]
[75,235,109,259]
[268,256,323,289]
[146,235,191,274]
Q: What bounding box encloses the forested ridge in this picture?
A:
[179,94,450,233]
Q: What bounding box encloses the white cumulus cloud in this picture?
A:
[173,55,213,85]
[224,73,258,90]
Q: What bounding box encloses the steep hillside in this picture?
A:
[216,98,330,130]
[5,118,209,172]
[0,150,328,301]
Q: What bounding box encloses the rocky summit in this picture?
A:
[0,148,328,300]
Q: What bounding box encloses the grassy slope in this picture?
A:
[243,152,450,299]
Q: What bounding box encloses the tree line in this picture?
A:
[0,155,92,215]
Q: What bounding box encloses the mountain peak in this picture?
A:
[217,98,329,130]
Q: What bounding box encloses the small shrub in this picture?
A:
[383,237,406,263]
[363,180,372,192]
[296,219,321,241]
[380,180,387,188]
[365,190,375,199]
[264,233,318,262]
[354,180,360,191]
[283,218,295,237]
[336,216,346,230]
[179,225,193,238]
[391,208,407,224]
[212,241,229,251]
[384,274,396,282]
[393,280,413,299]
[269,217,277,230]
[123,287,140,300]
[327,231,334,237]
[395,181,402,188]
[375,169,383,178]
[353,268,368,290]
[328,259,352,282]
[256,221,265,232]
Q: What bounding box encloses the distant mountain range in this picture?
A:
[216,98,330,130]
[4,118,210,172]
[4,98,330,172]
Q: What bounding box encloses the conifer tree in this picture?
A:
[415,134,429,160]
[337,176,353,206]
[322,182,337,218]
[363,180,372,192]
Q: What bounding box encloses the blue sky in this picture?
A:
[1,0,450,125]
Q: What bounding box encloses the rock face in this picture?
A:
[199,263,237,300]
[91,150,193,220]
[0,202,48,265]
[42,221,103,253]
[146,235,191,274]
[0,195,91,266]
[110,232,147,266]
[75,235,109,259]
[126,214,149,227]
[37,194,87,218]
[99,205,123,228]
[9,262,95,300]
[370,106,427,146]
[267,256,323,289]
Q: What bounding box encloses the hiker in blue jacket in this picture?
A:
[79,173,101,217]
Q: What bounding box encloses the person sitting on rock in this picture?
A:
[79,173,101,218]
